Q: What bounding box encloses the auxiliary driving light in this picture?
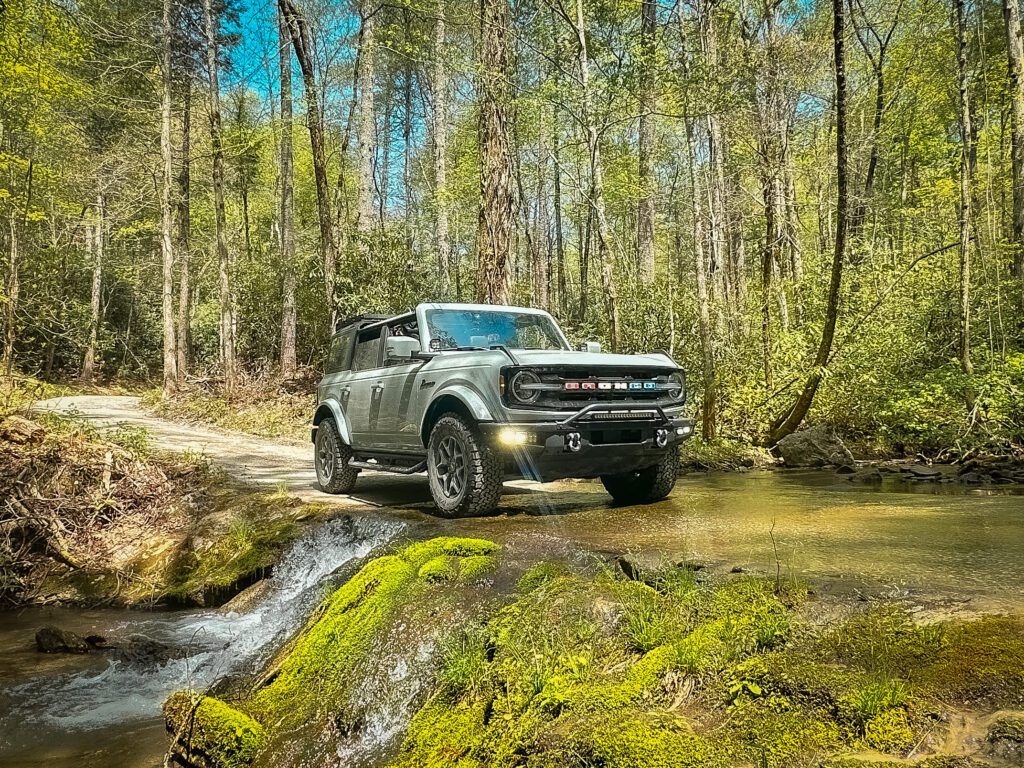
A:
[676,425,692,436]
[655,428,669,447]
[498,428,531,446]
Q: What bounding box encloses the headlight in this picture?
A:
[509,370,541,403]
[667,371,686,401]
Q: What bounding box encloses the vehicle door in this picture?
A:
[377,328,430,451]
[346,325,387,448]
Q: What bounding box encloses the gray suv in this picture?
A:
[312,303,693,516]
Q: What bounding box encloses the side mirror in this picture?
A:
[579,341,602,354]
[385,336,421,362]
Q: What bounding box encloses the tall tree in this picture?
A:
[176,79,191,384]
[202,0,235,394]
[279,5,297,377]
[768,0,848,444]
[1003,0,1024,278]
[278,0,337,320]
[431,0,452,294]
[80,195,104,383]
[567,0,621,351]
[356,1,377,239]
[954,0,974,403]
[161,0,178,392]
[636,0,657,284]
[476,0,514,304]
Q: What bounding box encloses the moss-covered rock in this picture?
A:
[164,691,266,768]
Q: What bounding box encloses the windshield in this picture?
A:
[424,309,568,351]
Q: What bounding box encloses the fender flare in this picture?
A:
[311,399,353,445]
[419,384,496,446]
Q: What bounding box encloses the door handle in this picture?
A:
[372,382,385,393]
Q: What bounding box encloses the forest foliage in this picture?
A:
[1,0,1023,452]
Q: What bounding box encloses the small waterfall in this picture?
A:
[0,515,403,737]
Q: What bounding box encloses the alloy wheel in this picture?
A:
[434,435,467,499]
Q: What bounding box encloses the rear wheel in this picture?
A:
[600,447,680,505]
[314,418,359,494]
[427,414,502,517]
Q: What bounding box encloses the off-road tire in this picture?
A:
[600,446,680,505]
[314,418,359,494]
[427,414,502,517]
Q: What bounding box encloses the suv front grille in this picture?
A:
[521,367,678,410]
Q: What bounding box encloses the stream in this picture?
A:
[1,471,1023,767]
[0,515,404,768]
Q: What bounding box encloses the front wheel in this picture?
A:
[314,418,359,494]
[600,447,680,505]
[427,414,502,517]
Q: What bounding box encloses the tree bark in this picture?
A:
[81,195,103,383]
[203,0,235,394]
[431,0,452,294]
[570,0,620,350]
[357,1,377,239]
[768,0,848,444]
[279,0,337,322]
[954,0,974,401]
[1004,0,1024,278]
[279,5,297,377]
[476,0,514,304]
[161,0,177,393]
[2,210,16,376]
[636,0,656,284]
[176,78,191,384]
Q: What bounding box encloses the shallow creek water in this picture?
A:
[1,470,1022,767]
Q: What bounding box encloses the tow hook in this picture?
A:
[655,428,669,448]
[565,432,582,453]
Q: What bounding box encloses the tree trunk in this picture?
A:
[553,118,566,314]
[279,0,337,322]
[203,0,235,394]
[768,0,848,444]
[2,210,16,376]
[161,0,177,393]
[476,0,514,304]
[357,2,376,239]
[431,0,451,294]
[81,196,104,383]
[279,5,297,377]
[533,140,550,310]
[954,0,974,402]
[176,79,191,384]
[571,0,620,350]
[701,1,732,308]
[1004,0,1024,278]
[635,0,656,284]
[686,121,717,440]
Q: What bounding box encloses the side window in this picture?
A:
[326,331,353,374]
[351,326,384,372]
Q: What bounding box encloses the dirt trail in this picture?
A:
[34,395,431,508]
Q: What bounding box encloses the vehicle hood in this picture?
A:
[509,349,677,369]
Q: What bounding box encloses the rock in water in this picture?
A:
[776,426,854,468]
[35,625,92,654]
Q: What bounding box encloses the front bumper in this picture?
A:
[479,403,694,482]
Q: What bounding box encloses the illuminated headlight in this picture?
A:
[510,370,541,403]
[676,425,692,436]
[667,372,686,401]
[498,428,532,446]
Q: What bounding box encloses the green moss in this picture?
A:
[988,713,1024,744]
[921,616,1024,705]
[164,691,266,768]
[726,702,842,767]
[536,713,722,768]
[394,697,489,768]
[420,555,459,582]
[176,536,500,744]
[863,707,914,752]
[517,562,571,592]
[459,555,497,581]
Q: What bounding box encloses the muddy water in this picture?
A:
[1,471,1022,767]
[449,470,1024,613]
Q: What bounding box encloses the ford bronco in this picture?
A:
[311,303,693,516]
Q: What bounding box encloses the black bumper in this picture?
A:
[479,404,694,482]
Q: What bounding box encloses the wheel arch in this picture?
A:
[312,400,352,445]
[420,391,491,447]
